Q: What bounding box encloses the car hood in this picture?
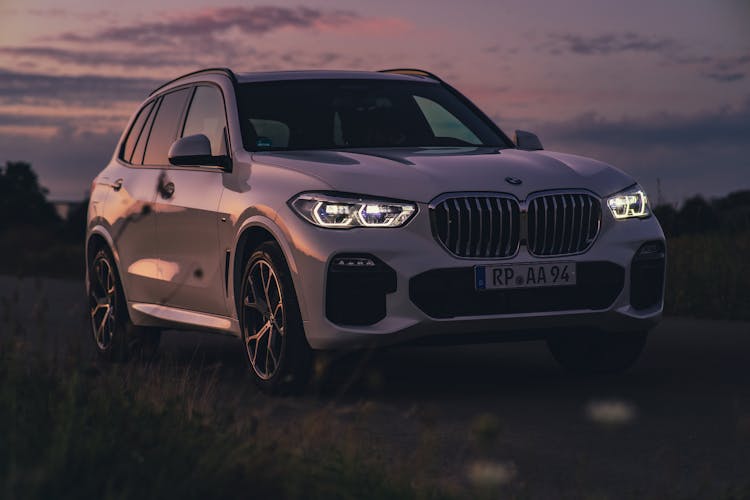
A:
[252,147,635,203]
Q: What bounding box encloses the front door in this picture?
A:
[154,85,230,315]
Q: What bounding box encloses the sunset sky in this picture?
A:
[1,0,748,203]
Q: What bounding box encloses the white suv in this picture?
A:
[86,68,666,393]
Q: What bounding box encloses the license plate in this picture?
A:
[475,262,576,290]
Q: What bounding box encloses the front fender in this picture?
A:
[229,215,308,322]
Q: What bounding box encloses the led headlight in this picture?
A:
[607,185,650,220]
[290,193,417,228]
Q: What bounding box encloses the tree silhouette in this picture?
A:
[653,190,750,237]
[0,161,60,233]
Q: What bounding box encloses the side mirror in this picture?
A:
[168,134,231,169]
[514,130,543,151]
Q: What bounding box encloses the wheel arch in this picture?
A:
[231,218,304,321]
[85,227,123,293]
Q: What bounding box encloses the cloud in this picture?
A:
[538,97,750,148]
[0,46,200,69]
[670,52,750,82]
[697,54,749,83]
[55,6,366,46]
[545,32,749,84]
[546,32,678,56]
[703,71,744,82]
[0,68,158,105]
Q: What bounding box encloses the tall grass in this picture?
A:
[0,336,454,500]
[664,231,750,321]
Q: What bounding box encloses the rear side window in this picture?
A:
[143,88,191,166]
[132,99,159,165]
[182,86,228,156]
[121,100,155,163]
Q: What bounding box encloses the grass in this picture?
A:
[0,336,456,500]
[1,249,749,499]
[664,231,750,321]
[0,228,83,280]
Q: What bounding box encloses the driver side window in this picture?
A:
[182,85,229,157]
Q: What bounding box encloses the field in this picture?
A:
[2,223,750,499]
[0,339,448,500]
[2,274,750,499]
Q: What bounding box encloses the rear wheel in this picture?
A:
[240,241,312,394]
[547,329,648,374]
[88,248,160,362]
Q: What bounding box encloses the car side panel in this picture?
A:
[98,163,161,303]
[154,168,226,315]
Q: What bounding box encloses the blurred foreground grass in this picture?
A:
[0,337,456,500]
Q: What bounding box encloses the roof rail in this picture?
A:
[378,68,444,82]
[149,67,238,96]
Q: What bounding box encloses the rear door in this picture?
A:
[101,98,162,303]
[153,84,229,315]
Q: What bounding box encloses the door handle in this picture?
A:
[160,181,175,199]
[111,178,124,191]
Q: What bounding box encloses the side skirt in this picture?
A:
[129,302,241,336]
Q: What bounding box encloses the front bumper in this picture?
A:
[278,201,665,350]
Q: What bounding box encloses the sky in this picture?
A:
[0,0,748,203]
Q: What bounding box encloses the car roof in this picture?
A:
[149,68,441,96]
[233,69,436,84]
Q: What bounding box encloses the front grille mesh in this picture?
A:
[431,192,601,258]
[433,196,520,258]
[527,193,601,256]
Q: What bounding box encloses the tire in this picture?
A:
[547,328,648,375]
[88,248,161,362]
[239,241,312,394]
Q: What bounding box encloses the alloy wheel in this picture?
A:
[89,256,117,351]
[242,259,285,380]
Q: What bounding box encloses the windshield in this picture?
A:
[238,79,511,151]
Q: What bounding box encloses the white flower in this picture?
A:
[586,399,638,426]
[467,460,517,487]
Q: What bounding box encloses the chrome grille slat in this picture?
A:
[452,199,461,255]
[584,196,593,245]
[541,197,548,254]
[576,194,588,250]
[506,199,514,255]
[551,196,558,254]
[484,198,494,257]
[463,198,472,256]
[442,203,451,251]
[493,198,505,257]
[474,198,483,258]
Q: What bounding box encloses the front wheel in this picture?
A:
[240,241,312,394]
[547,329,648,374]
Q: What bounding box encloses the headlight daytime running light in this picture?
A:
[606,185,650,220]
[290,193,417,228]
